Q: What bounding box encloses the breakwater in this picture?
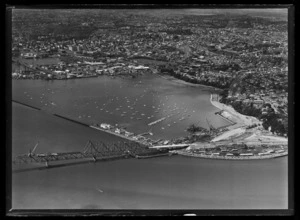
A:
[12,100,41,111]
[148,117,166,126]
[53,114,89,127]
[175,151,288,160]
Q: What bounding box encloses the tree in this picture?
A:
[187,124,205,134]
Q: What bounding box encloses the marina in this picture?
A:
[12,74,230,140]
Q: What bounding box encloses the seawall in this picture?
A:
[176,151,288,160]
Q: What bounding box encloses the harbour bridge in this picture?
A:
[12,140,161,167]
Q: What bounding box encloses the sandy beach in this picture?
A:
[210,94,261,129]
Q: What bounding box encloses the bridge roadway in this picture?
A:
[12,139,163,170]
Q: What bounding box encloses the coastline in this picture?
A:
[175,150,288,160]
[153,72,223,91]
[177,94,288,160]
[210,94,261,129]
[89,125,152,147]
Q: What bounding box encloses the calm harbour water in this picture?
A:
[11,75,288,209]
[12,74,229,140]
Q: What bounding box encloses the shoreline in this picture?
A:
[175,150,288,160]
[89,125,151,146]
[209,94,261,129]
[153,72,223,91]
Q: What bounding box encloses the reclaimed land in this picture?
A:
[172,94,288,160]
[174,150,287,160]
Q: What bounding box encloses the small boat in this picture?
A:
[137,118,142,120]
[96,188,104,193]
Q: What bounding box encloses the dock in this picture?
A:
[90,125,151,147]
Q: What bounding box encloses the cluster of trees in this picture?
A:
[219,90,288,136]
[246,124,259,129]
[187,124,207,133]
[230,101,262,117]
[158,66,230,89]
[260,113,288,136]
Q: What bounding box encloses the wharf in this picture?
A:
[90,125,151,147]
